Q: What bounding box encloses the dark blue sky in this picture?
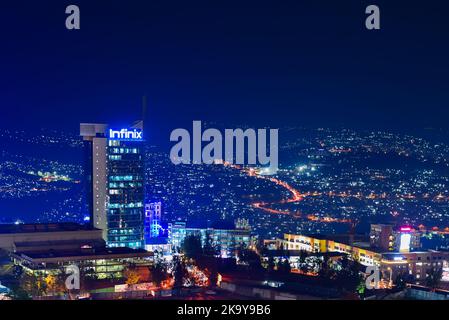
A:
[1,1,448,143]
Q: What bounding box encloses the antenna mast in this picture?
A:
[142,95,147,134]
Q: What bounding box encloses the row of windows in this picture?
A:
[109,148,139,154]
[109,182,143,188]
[109,140,121,147]
[109,228,143,235]
[108,140,142,147]
[108,208,143,214]
[108,202,143,209]
[108,216,143,224]
[109,175,141,181]
[107,241,143,249]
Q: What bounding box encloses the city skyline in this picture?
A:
[1,0,449,304]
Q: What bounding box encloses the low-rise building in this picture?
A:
[370,224,421,252]
[0,223,153,279]
[168,220,251,258]
[0,223,103,253]
[269,230,449,284]
[380,251,448,284]
[275,233,381,267]
[11,246,152,279]
[144,237,172,256]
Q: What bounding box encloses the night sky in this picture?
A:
[1,1,448,144]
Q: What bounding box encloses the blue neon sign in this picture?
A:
[109,128,143,140]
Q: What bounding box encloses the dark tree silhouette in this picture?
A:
[172,256,188,289]
[150,261,168,287]
[182,234,203,259]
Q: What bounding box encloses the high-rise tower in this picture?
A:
[81,122,145,249]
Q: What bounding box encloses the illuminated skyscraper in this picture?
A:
[144,201,162,241]
[81,122,145,249]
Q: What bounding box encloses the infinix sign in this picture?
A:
[109,128,143,140]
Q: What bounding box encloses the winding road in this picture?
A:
[223,162,351,224]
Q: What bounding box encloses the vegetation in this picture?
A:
[182,234,203,259]
[19,273,47,297]
[149,261,168,287]
[238,249,263,271]
[334,256,363,293]
[123,268,141,285]
[172,256,188,288]
[277,259,290,274]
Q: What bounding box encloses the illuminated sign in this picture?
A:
[400,226,412,232]
[109,128,143,140]
[399,233,411,252]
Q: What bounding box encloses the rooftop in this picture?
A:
[0,223,98,235]
[263,250,347,258]
[145,237,169,245]
[13,247,153,260]
[171,220,240,230]
[304,233,370,246]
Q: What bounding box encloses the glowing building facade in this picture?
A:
[168,221,251,258]
[144,201,162,241]
[369,224,421,252]
[81,122,145,249]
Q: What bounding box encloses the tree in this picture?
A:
[6,283,31,300]
[150,261,168,287]
[426,267,443,291]
[318,255,332,278]
[20,273,47,297]
[124,268,141,285]
[335,256,363,293]
[44,274,63,296]
[279,242,285,252]
[278,259,291,274]
[12,265,24,279]
[0,249,11,274]
[338,270,361,293]
[356,279,366,299]
[267,256,275,273]
[255,240,266,255]
[3,265,31,300]
[299,250,308,264]
[196,255,219,288]
[172,256,188,288]
[182,234,203,259]
[238,249,263,271]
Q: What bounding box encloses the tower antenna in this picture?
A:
[142,95,147,133]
